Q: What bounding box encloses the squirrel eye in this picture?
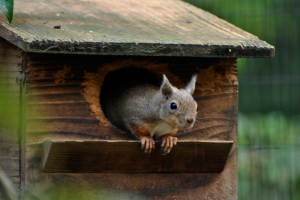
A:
[170,102,177,110]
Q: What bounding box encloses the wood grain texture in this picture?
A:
[0,0,274,57]
[43,140,233,173]
[0,38,22,199]
[25,54,238,142]
[24,53,238,199]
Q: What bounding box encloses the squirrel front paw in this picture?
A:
[140,136,155,156]
[161,135,177,155]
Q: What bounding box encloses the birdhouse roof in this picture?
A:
[0,0,274,57]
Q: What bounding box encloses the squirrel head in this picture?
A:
[159,75,198,130]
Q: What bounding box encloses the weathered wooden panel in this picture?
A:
[0,62,21,72]
[26,118,107,135]
[27,85,85,95]
[27,79,84,87]
[25,54,238,140]
[0,37,22,199]
[27,93,85,103]
[27,102,92,118]
[0,71,20,78]
[0,0,274,57]
[43,140,233,173]
[0,77,20,84]
[24,53,238,199]
[26,143,237,200]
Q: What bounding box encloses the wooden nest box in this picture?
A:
[0,0,274,199]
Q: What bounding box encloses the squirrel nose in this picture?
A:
[186,117,194,125]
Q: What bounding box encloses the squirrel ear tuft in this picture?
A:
[185,75,197,95]
[160,74,173,98]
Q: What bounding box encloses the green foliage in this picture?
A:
[0,0,14,23]
[239,147,300,200]
[238,111,300,199]
[238,112,300,147]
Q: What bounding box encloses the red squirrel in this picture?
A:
[101,71,198,155]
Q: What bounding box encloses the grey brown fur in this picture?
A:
[102,74,198,155]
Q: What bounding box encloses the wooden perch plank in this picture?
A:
[43,140,233,173]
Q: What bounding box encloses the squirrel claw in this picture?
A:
[161,135,177,155]
[161,149,170,155]
[140,137,155,156]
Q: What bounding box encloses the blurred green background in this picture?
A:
[185,0,300,199]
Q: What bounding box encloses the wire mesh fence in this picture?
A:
[184,0,300,199]
[186,0,300,115]
[184,0,300,145]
